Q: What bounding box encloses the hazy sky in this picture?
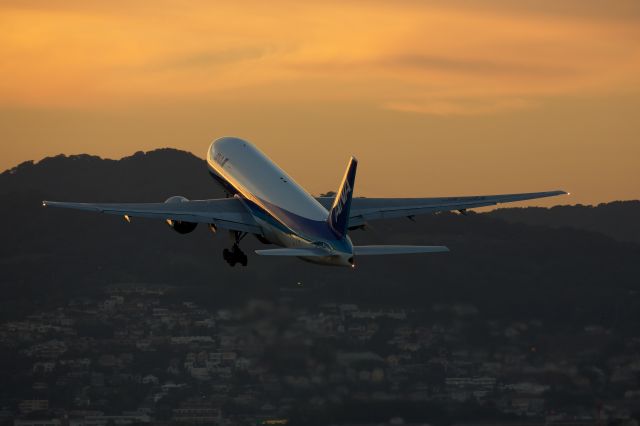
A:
[1,0,639,204]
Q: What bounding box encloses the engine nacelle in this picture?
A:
[165,195,197,234]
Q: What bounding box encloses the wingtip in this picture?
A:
[42,200,48,207]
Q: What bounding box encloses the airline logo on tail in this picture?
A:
[332,179,351,220]
[328,157,357,238]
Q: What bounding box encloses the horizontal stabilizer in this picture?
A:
[353,245,449,255]
[255,248,329,257]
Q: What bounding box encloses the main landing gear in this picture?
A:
[223,231,248,267]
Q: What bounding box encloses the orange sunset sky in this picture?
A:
[1,0,639,205]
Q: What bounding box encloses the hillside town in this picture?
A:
[1,283,639,426]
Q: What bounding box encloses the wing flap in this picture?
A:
[42,198,262,234]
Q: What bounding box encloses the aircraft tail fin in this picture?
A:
[328,156,357,238]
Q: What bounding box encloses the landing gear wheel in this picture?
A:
[223,244,248,267]
[223,248,237,267]
[232,244,248,267]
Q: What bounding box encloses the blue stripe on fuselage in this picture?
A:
[241,198,293,235]
[255,197,338,241]
[208,168,291,235]
[208,166,350,252]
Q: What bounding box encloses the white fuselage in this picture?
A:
[206,137,354,266]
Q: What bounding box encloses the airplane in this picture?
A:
[42,136,567,267]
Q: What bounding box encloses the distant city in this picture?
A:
[1,282,640,425]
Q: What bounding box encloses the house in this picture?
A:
[142,374,159,385]
[18,399,49,414]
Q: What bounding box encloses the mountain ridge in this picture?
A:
[1,148,638,322]
[3,148,637,243]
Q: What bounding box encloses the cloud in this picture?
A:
[381,55,578,78]
[384,98,534,116]
[0,0,639,114]
[147,46,281,72]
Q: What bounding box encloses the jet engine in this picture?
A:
[165,195,197,234]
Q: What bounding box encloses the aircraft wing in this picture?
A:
[316,190,567,228]
[42,197,262,234]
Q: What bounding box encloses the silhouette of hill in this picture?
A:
[1,149,222,202]
[1,149,639,324]
[485,201,640,244]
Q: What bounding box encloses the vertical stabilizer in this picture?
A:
[328,157,357,238]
